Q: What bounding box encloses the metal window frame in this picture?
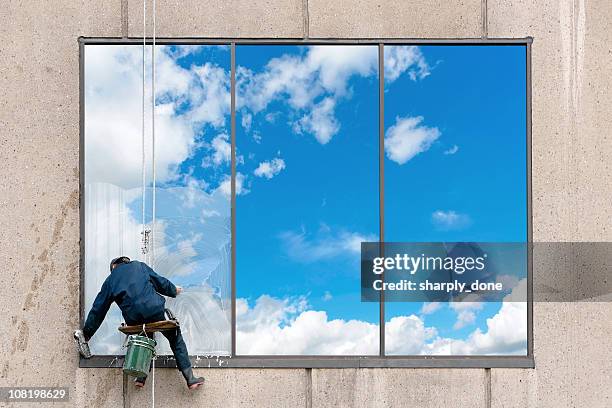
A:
[78,37,534,369]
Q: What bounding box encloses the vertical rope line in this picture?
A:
[141,0,147,259]
[120,189,124,254]
[151,0,156,263]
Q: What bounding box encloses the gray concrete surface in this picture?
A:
[129,369,307,407]
[1,0,611,407]
[489,1,612,406]
[0,1,125,406]
[128,0,305,38]
[308,0,482,39]
[311,369,486,407]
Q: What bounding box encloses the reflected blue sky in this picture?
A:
[384,46,526,353]
[236,45,380,323]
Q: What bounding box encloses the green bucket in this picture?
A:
[123,335,156,378]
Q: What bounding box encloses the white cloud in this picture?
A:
[384,46,430,83]
[86,45,432,190]
[322,291,333,301]
[237,282,527,355]
[253,158,286,179]
[279,226,376,263]
[217,172,249,198]
[252,131,262,144]
[237,295,378,355]
[306,46,378,96]
[294,97,340,144]
[236,295,308,334]
[85,45,230,189]
[237,46,378,114]
[162,283,231,355]
[444,144,459,155]
[156,229,203,278]
[450,302,484,330]
[431,210,471,231]
[453,310,477,330]
[181,177,209,208]
[384,116,441,164]
[202,208,221,218]
[238,45,430,145]
[164,45,201,60]
[385,315,438,355]
[241,112,253,131]
[425,281,528,355]
[420,302,442,315]
[202,133,231,167]
[189,63,230,127]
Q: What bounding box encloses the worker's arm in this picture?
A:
[82,278,114,341]
[143,263,178,298]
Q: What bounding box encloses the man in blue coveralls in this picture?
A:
[74,256,204,390]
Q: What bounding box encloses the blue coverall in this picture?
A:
[83,261,191,371]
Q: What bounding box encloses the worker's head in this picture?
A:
[110,256,131,271]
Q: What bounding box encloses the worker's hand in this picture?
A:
[176,286,183,295]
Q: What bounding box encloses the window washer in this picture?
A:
[73,256,204,390]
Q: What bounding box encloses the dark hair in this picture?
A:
[110,256,131,271]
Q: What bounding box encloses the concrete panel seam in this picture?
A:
[122,372,130,408]
[306,368,312,408]
[481,0,488,38]
[303,0,309,39]
[121,0,129,38]
[485,368,491,408]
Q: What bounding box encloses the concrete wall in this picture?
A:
[0,0,610,406]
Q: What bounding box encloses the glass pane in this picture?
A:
[383,45,528,355]
[236,45,380,355]
[84,44,231,356]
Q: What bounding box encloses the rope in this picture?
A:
[119,188,123,254]
[140,0,157,263]
[151,0,157,262]
[142,3,157,407]
[141,0,147,260]
[141,0,146,240]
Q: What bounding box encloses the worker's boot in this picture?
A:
[181,367,204,390]
[73,330,92,359]
[134,377,146,388]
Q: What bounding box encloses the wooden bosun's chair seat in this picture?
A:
[118,320,179,335]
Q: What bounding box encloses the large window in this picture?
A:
[81,40,531,366]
